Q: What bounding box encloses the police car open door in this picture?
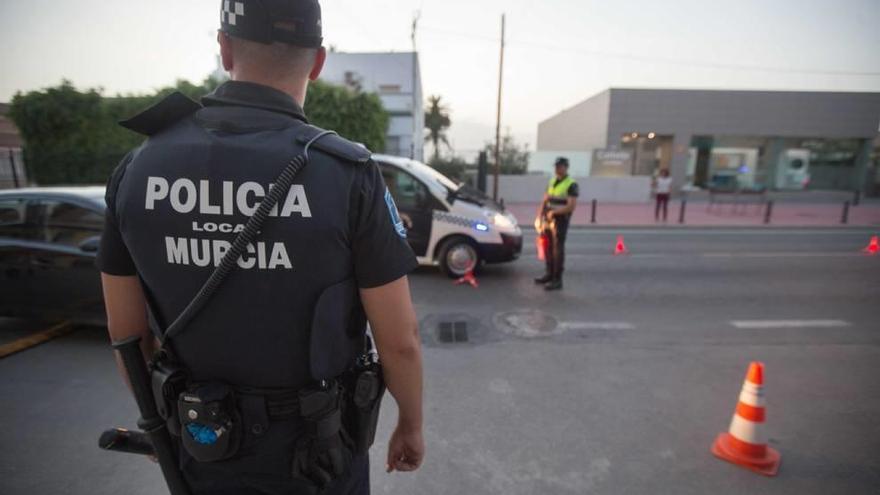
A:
[380,165,432,257]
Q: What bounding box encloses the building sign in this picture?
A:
[592,149,633,177]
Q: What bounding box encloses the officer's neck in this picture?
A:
[231,75,308,107]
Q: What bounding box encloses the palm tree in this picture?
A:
[424,95,451,162]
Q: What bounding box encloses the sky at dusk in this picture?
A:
[2,0,879,155]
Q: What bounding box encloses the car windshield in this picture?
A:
[409,160,459,193]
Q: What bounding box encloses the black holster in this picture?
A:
[291,381,355,489]
[348,357,385,453]
[150,350,188,436]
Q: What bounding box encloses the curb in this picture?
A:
[519,224,880,231]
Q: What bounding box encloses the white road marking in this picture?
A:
[703,252,864,259]
[730,320,851,329]
[560,321,636,330]
[565,229,876,236]
[525,252,865,260]
[561,253,674,259]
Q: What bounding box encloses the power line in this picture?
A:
[419,25,880,77]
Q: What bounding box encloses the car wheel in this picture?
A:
[438,237,480,279]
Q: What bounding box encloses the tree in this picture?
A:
[424,95,451,162]
[304,80,388,153]
[9,77,388,185]
[8,77,223,185]
[427,155,470,183]
[483,132,530,175]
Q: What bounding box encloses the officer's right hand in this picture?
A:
[386,423,424,473]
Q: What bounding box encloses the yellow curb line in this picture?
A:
[0,321,75,359]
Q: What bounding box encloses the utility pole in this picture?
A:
[411,11,421,160]
[493,14,506,201]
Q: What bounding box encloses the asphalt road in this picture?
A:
[1,228,879,495]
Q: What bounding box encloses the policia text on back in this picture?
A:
[97,1,422,493]
[101,94,385,494]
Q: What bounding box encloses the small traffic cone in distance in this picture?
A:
[711,362,781,476]
[454,270,479,289]
[614,235,628,255]
[864,236,879,255]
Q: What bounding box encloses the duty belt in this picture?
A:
[235,387,300,420]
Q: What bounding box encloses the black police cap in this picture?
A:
[220,0,323,48]
[555,157,570,167]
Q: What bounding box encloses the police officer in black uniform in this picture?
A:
[98,1,425,493]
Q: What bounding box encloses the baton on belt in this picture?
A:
[108,336,191,495]
[99,428,155,457]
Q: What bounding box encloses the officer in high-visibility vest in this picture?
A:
[535,157,579,290]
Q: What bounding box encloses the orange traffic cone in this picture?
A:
[864,236,879,255]
[614,235,628,255]
[711,362,781,476]
[454,270,479,289]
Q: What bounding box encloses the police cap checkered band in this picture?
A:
[220,0,323,48]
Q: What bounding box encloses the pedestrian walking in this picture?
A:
[653,169,673,222]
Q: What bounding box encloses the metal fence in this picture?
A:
[0,148,26,189]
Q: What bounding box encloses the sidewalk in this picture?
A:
[507,201,880,228]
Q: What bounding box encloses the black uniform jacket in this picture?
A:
[98,81,417,389]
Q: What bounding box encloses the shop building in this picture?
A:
[534,89,880,193]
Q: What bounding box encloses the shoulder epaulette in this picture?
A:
[295,124,371,165]
[119,92,202,136]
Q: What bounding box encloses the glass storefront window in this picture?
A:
[619,134,672,177]
[800,138,860,168]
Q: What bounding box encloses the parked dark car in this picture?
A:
[0,187,107,325]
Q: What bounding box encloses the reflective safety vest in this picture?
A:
[547,176,576,205]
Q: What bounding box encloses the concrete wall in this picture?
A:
[606,89,880,141]
[537,90,611,152]
[493,175,652,203]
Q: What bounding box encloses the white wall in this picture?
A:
[493,175,652,203]
[529,151,593,176]
[537,90,611,151]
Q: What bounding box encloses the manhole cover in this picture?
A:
[437,321,469,343]
[493,309,564,339]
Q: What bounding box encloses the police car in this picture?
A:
[374,155,523,278]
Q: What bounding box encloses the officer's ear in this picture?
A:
[218,31,234,72]
[309,47,326,81]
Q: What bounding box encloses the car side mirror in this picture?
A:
[79,236,101,253]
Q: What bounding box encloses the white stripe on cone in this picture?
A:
[728,414,766,445]
[737,382,766,407]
